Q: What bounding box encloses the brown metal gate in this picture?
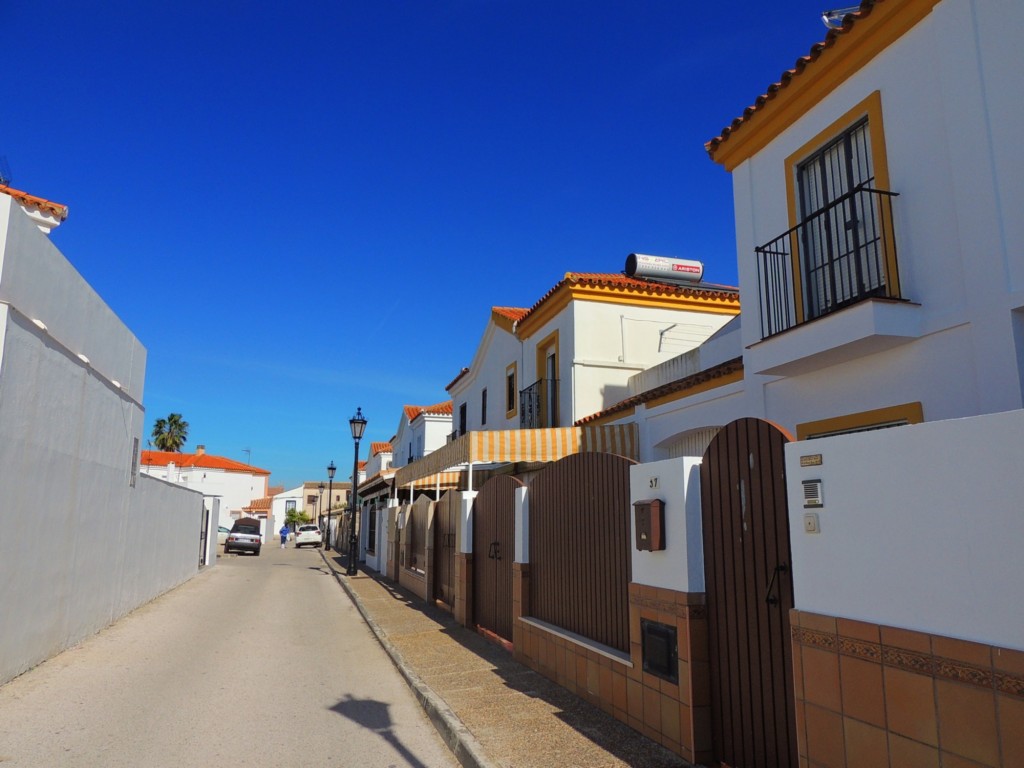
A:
[529,452,634,653]
[700,418,796,768]
[472,475,520,642]
[433,491,458,608]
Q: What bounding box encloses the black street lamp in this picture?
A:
[317,482,325,527]
[325,461,336,551]
[347,407,367,576]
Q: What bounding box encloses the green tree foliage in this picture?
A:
[151,413,189,452]
[285,508,310,528]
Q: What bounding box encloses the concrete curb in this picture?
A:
[320,552,497,768]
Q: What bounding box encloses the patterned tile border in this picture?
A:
[792,625,1024,699]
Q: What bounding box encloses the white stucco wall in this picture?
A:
[140,465,269,528]
[0,196,202,684]
[728,0,1024,424]
[629,458,704,592]
[449,320,525,432]
[785,408,1024,651]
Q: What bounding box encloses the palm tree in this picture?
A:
[152,413,189,452]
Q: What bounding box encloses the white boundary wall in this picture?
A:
[785,408,1024,651]
[0,194,203,685]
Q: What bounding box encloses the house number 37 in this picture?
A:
[649,477,659,489]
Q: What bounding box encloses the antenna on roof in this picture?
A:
[243,448,251,465]
[0,157,11,187]
[822,6,861,29]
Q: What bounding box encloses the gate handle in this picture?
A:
[765,563,788,605]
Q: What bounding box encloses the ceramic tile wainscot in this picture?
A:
[791,609,1024,768]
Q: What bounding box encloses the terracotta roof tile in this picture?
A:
[371,442,393,456]
[243,497,272,512]
[575,357,744,425]
[403,400,454,421]
[0,184,69,220]
[519,272,738,325]
[492,306,530,323]
[706,2,876,157]
[141,449,271,475]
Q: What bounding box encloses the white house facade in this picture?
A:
[140,447,271,529]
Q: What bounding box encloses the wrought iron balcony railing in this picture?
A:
[519,378,558,429]
[755,185,901,339]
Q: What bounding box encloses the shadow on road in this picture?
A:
[329,693,429,768]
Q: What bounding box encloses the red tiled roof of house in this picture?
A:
[371,442,392,456]
[243,497,272,512]
[358,460,367,470]
[492,306,530,323]
[575,357,744,425]
[0,184,69,221]
[404,401,454,420]
[268,486,285,497]
[706,1,877,158]
[520,272,738,322]
[141,449,271,475]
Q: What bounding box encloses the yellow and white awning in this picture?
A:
[392,424,638,489]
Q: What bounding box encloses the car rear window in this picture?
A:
[233,525,260,535]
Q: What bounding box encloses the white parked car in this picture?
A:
[217,526,230,545]
[294,524,323,548]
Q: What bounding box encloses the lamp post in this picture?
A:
[347,407,367,576]
[325,461,336,551]
[317,482,325,527]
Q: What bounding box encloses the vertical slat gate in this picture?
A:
[433,491,457,607]
[701,418,796,768]
[472,475,520,641]
[529,452,634,653]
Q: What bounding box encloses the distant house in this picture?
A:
[447,273,739,437]
[140,445,271,527]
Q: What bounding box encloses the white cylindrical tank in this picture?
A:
[625,253,704,283]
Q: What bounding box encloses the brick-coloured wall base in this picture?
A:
[511,576,712,766]
[792,609,1024,767]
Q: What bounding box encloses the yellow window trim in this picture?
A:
[535,330,559,427]
[796,401,923,440]
[505,362,518,419]
[711,0,941,171]
[783,90,899,324]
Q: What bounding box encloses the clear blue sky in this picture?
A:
[6,1,837,489]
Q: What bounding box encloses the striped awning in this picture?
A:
[393,424,638,488]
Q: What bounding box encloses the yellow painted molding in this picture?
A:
[645,368,744,409]
[796,401,923,440]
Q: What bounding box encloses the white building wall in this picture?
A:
[449,321,525,432]
[139,465,267,528]
[729,0,1024,428]
[785,408,1024,651]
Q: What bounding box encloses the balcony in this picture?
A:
[519,378,559,429]
[755,186,903,339]
[750,186,922,377]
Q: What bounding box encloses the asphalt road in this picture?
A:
[0,542,458,768]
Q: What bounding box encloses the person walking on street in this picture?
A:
[279,524,289,549]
